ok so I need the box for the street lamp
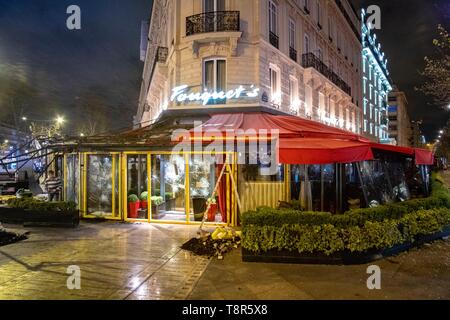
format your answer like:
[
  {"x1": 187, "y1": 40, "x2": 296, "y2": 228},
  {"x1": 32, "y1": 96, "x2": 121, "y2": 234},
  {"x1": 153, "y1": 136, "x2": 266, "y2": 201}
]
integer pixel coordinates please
[
  {"x1": 439, "y1": 130, "x2": 444, "y2": 134},
  {"x1": 55, "y1": 116, "x2": 65, "y2": 125},
  {"x1": 80, "y1": 133, "x2": 85, "y2": 137},
  {"x1": 21, "y1": 116, "x2": 27, "y2": 121}
]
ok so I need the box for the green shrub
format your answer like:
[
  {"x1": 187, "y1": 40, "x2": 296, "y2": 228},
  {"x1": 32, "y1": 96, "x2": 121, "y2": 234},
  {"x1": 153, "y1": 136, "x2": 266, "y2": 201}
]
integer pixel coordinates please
[
  {"x1": 6, "y1": 198, "x2": 77, "y2": 212},
  {"x1": 128, "y1": 194, "x2": 139, "y2": 203},
  {"x1": 150, "y1": 196, "x2": 164, "y2": 206},
  {"x1": 242, "y1": 174, "x2": 450, "y2": 255},
  {"x1": 140, "y1": 191, "x2": 148, "y2": 201}
]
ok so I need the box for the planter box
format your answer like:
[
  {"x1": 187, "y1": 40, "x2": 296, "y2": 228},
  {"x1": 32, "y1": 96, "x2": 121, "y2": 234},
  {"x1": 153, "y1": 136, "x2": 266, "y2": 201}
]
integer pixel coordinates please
[
  {"x1": 0, "y1": 207, "x2": 79, "y2": 228},
  {"x1": 242, "y1": 228, "x2": 450, "y2": 265},
  {"x1": 151, "y1": 204, "x2": 166, "y2": 220},
  {"x1": 0, "y1": 207, "x2": 25, "y2": 224}
]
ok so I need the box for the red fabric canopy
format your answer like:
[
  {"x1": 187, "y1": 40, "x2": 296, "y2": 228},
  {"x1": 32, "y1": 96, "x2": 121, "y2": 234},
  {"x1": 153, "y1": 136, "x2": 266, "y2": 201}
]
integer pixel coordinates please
[
  {"x1": 191, "y1": 112, "x2": 434, "y2": 165},
  {"x1": 279, "y1": 138, "x2": 374, "y2": 164},
  {"x1": 415, "y1": 148, "x2": 435, "y2": 165}
]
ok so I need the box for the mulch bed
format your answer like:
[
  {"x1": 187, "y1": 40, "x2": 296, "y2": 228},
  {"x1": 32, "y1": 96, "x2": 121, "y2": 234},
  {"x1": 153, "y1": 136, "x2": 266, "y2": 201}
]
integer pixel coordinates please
[
  {"x1": 181, "y1": 235, "x2": 241, "y2": 259},
  {"x1": 0, "y1": 230, "x2": 28, "y2": 247}
]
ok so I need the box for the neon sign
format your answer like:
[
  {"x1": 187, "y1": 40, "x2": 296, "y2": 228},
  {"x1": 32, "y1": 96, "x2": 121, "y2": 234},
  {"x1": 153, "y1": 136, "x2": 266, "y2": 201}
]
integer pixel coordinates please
[{"x1": 170, "y1": 85, "x2": 260, "y2": 106}]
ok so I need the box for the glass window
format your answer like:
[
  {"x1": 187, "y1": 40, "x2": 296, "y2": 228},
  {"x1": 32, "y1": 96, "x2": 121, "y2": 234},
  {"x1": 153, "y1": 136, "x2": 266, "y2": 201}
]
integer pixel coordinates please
[
  {"x1": 270, "y1": 66, "x2": 281, "y2": 105},
  {"x1": 289, "y1": 19, "x2": 296, "y2": 49},
  {"x1": 86, "y1": 155, "x2": 118, "y2": 218},
  {"x1": 189, "y1": 155, "x2": 229, "y2": 224},
  {"x1": 317, "y1": 1, "x2": 322, "y2": 26},
  {"x1": 204, "y1": 0, "x2": 225, "y2": 12},
  {"x1": 269, "y1": 0, "x2": 278, "y2": 35},
  {"x1": 304, "y1": 34, "x2": 310, "y2": 54},
  {"x1": 151, "y1": 154, "x2": 187, "y2": 222},
  {"x1": 204, "y1": 58, "x2": 226, "y2": 104},
  {"x1": 126, "y1": 155, "x2": 148, "y2": 220},
  {"x1": 66, "y1": 154, "x2": 79, "y2": 205},
  {"x1": 291, "y1": 165, "x2": 337, "y2": 213}
]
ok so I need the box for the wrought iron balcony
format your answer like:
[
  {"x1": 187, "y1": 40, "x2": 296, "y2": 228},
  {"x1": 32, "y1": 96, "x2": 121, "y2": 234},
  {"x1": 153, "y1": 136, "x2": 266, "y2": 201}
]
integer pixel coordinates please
[
  {"x1": 289, "y1": 47, "x2": 297, "y2": 62},
  {"x1": 186, "y1": 11, "x2": 240, "y2": 36},
  {"x1": 269, "y1": 31, "x2": 279, "y2": 49},
  {"x1": 301, "y1": 53, "x2": 352, "y2": 96}
]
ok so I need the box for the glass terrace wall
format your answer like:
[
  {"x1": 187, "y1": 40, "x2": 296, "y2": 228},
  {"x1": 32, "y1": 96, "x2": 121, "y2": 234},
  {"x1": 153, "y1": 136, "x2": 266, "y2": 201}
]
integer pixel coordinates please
[
  {"x1": 63, "y1": 152, "x2": 430, "y2": 222},
  {"x1": 63, "y1": 152, "x2": 237, "y2": 226}
]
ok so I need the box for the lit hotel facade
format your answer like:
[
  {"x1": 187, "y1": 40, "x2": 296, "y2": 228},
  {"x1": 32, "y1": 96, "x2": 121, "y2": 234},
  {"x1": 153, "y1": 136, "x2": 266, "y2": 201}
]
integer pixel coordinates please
[
  {"x1": 361, "y1": 9, "x2": 393, "y2": 143},
  {"x1": 135, "y1": 0, "x2": 363, "y2": 133}
]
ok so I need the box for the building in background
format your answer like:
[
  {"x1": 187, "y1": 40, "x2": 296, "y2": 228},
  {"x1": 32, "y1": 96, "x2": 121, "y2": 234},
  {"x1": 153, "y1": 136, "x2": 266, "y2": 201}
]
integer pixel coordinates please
[
  {"x1": 388, "y1": 88, "x2": 412, "y2": 147},
  {"x1": 135, "y1": 0, "x2": 363, "y2": 133},
  {"x1": 361, "y1": 9, "x2": 393, "y2": 143},
  {"x1": 411, "y1": 120, "x2": 427, "y2": 148}
]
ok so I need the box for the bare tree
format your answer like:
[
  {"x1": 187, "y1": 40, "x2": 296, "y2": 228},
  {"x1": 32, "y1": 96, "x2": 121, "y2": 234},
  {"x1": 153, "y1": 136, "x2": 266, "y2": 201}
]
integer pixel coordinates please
[{"x1": 417, "y1": 25, "x2": 450, "y2": 107}]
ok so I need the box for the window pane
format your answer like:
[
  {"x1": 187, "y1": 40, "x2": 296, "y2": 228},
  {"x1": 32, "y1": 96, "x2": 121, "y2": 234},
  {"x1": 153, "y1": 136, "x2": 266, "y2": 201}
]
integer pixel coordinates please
[
  {"x1": 151, "y1": 154, "x2": 187, "y2": 222},
  {"x1": 204, "y1": 60, "x2": 214, "y2": 90},
  {"x1": 204, "y1": 0, "x2": 214, "y2": 12},
  {"x1": 87, "y1": 155, "x2": 113, "y2": 217},
  {"x1": 216, "y1": 0, "x2": 225, "y2": 11},
  {"x1": 189, "y1": 156, "x2": 227, "y2": 224},
  {"x1": 127, "y1": 155, "x2": 148, "y2": 220},
  {"x1": 216, "y1": 60, "x2": 226, "y2": 91}
]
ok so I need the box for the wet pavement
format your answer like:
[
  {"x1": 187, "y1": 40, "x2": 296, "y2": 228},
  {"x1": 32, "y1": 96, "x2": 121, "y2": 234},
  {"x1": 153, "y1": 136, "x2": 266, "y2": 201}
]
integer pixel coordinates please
[
  {"x1": 188, "y1": 239, "x2": 450, "y2": 300},
  {"x1": 188, "y1": 171, "x2": 450, "y2": 300},
  {"x1": 0, "y1": 222, "x2": 210, "y2": 300}
]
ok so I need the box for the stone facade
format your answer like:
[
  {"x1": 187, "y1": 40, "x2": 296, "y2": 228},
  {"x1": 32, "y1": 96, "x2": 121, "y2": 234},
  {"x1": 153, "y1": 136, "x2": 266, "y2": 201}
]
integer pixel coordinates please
[
  {"x1": 388, "y1": 89, "x2": 412, "y2": 147},
  {"x1": 136, "y1": 0, "x2": 362, "y2": 134}
]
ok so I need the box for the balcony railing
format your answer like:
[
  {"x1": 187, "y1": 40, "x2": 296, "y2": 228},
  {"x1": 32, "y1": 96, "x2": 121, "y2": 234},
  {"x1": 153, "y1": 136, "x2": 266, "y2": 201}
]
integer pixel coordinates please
[
  {"x1": 289, "y1": 47, "x2": 297, "y2": 62},
  {"x1": 301, "y1": 53, "x2": 352, "y2": 96},
  {"x1": 186, "y1": 11, "x2": 240, "y2": 36},
  {"x1": 269, "y1": 31, "x2": 279, "y2": 49}
]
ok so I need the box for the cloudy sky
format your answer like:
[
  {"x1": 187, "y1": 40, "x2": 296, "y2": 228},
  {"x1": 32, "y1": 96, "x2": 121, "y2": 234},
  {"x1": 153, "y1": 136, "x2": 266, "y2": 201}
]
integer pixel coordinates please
[{"x1": 0, "y1": 0, "x2": 153, "y2": 134}]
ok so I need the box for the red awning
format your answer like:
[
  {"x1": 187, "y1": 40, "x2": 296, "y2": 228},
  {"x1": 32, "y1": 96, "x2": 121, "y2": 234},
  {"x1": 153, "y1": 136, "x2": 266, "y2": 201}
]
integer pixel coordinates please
[
  {"x1": 191, "y1": 112, "x2": 434, "y2": 165},
  {"x1": 371, "y1": 143, "x2": 415, "y2": 155},
  {"x1": 279, "y1": 138, "x2": 374, "y2": 164},
  {"x1": 414, "y1": 148, "x2": 435, "y2": 165}
]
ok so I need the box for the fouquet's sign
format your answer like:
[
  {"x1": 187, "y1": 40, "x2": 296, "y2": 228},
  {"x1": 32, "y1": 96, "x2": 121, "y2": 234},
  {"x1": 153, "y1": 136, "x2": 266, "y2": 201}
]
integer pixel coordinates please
[{"x1": 170, "y1": 85, "x2": 260, "y2": 106}]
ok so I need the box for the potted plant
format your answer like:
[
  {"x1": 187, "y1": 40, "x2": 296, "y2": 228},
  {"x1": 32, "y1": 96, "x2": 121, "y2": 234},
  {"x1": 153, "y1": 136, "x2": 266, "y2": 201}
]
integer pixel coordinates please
[
  {"x1": 140, "y1": 191, "x2": 148, "y2": 209},
  {"x1": 206, "y1": 197, "x2": 218, "y2": 222},
  {"x1": 127, "y1": 194, "x2": 140, "y2": 219},
  {"x1": 150, "y1": 196, "x2": 164, "y2": 219}
]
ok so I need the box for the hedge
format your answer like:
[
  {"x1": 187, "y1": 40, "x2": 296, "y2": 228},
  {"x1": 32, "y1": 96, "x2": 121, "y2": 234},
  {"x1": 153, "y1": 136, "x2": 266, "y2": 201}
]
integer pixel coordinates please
[
  {"x1": 6, "y1": 198, "x2": 77, "y2": 212},
  {"x1": 242, "y1": 173, "x2": 450, "y2": 255}
]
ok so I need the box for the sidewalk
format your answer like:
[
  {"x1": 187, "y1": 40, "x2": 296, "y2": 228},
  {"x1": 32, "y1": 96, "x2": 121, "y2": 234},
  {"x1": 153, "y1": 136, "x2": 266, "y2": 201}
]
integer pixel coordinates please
[
  {"x1": 0, "y1": 222, "x2": 210, "y2": 300},
  {"x1": 188, "y1": 171, "x2": 450, "y2": 300}
]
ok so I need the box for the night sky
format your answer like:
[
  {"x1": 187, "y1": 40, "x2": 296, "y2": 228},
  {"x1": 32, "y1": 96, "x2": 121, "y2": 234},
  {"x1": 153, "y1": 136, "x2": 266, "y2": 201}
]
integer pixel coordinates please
[
  {"x1": 351, "y1": 0, "x2": 450, "y2": 141},
  {"x1": 0, "y1": 1, "x2": 449, "y2": 140},
  {"x1": 0, "y1": 0, "x2": 153, "y2": 135}
]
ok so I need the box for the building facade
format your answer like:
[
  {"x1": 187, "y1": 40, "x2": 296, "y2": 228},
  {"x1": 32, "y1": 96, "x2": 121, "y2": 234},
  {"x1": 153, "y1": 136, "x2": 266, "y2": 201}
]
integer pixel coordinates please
[
  {"x1": 361, "y1": 9, "x2": 393, "y2": 143},
  {"x1": 135, "y1": 0, "x2": 363, "y2": 134},
  {"x1": 388, "y1": 88, "x2": 412, "y2": 147}
]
